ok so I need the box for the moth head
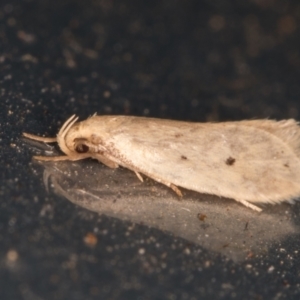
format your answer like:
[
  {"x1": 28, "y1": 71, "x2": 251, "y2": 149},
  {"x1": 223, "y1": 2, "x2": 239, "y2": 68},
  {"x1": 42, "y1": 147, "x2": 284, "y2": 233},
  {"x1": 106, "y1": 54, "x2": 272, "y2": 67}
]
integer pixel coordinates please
[{"x1": 56, "y1": 115, "x2": 104, "y2": 159}]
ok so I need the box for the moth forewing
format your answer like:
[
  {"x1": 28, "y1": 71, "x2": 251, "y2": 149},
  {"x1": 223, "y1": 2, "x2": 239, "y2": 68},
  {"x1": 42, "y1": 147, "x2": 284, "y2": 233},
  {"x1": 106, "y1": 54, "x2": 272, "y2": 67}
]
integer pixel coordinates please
[{"x1": 23, "y1": 115, "x2": 300, "y2": 212}]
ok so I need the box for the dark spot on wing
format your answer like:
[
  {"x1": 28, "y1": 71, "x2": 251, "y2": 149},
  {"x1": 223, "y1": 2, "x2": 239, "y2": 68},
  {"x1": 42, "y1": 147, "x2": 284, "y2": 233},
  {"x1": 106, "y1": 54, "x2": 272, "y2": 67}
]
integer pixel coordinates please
[
  {"x1": 284, "y1": 163, "x2": 289, "y2": 168},
  {"x1": 226, "y1": 157, "x2": 235, "y2": 166},
  {"x1": 175, "y1": 133, "x2": 183, "y2": 138},
  {"x1": 181, "y1": 155, "x2": 187, "y2": 160}
]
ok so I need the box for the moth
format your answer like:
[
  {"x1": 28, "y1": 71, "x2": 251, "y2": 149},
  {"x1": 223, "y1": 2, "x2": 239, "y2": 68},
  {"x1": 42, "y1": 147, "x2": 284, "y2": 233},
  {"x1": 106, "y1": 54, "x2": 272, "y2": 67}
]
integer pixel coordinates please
[{"x1": 23, "y1": 115, "x2": 300, "y2": 212}]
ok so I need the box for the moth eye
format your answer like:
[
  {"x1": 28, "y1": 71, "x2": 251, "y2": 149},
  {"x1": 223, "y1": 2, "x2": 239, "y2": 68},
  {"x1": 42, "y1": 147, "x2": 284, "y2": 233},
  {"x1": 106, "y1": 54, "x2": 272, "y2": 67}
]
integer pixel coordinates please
[{"x1": 75, "y1": 144, "x2": 89, "y2": 153}]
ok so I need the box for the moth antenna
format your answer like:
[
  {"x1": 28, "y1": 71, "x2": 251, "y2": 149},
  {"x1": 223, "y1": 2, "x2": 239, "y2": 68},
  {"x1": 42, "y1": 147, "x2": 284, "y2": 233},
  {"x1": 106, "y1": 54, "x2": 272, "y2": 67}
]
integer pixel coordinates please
[
  {"x1": 56, "y1": 115, "x2": 79, "y2": 156},
  {"x1": 58, "y1": 114, "x2": 77, "y2": 135}
]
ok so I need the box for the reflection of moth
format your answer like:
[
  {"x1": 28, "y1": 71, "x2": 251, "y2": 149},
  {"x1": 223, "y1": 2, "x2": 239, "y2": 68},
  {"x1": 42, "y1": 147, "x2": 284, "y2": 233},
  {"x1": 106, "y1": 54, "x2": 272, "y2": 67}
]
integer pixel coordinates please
[{"x1": 24, "y1": 115, "x2": 300, "y2": 212}]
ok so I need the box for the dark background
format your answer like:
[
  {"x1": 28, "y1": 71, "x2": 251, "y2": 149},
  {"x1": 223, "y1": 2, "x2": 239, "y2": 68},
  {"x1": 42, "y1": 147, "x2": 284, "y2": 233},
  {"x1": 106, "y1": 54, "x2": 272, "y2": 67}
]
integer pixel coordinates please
[{"x1": 1, "y1": 0, "x2": 300, "y2": 299}]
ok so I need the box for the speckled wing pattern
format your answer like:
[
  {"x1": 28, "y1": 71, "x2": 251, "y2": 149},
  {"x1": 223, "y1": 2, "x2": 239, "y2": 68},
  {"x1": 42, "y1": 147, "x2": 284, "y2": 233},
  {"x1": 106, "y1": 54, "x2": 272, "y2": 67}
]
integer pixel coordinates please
[{"x1": 103, "y1": 117, "x2": 300, "y2": 205}]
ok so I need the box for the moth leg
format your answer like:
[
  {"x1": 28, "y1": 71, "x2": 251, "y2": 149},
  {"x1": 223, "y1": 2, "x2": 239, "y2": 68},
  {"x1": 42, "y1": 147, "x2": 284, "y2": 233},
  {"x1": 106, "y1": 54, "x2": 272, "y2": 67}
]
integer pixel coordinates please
[
  {"x1": 94, "y1": 154, "x2": 119, "y2": 168},
  {"x1": 152, "y1": 176, "x2": 183, "y2": 197},
  {"x1": 170, "y1": 183, "x2": 183, "y2": 197},
  {"x1": 237, "y1": 199, "x2": 262, "y2": 212},
  {"x1": 134, "y1": 171, "x2": 144, "y2": 182},
  {"x1": 126, "y1": 168, "x2": 183, "y2": 197}
]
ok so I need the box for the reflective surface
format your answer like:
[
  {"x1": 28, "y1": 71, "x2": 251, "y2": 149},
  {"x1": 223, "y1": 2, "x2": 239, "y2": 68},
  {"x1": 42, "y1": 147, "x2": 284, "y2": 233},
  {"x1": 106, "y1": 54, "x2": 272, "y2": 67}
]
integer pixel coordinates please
[{"x1": 32, "y1": 151, "x2": 300, "y2": 262}]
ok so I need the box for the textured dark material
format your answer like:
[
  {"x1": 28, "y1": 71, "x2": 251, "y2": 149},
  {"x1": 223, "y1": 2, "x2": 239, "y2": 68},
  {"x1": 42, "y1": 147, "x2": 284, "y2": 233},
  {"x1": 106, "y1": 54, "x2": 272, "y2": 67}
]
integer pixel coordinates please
[{"x1": 1, "y1": 0, "x2": 300, "y2": 299}]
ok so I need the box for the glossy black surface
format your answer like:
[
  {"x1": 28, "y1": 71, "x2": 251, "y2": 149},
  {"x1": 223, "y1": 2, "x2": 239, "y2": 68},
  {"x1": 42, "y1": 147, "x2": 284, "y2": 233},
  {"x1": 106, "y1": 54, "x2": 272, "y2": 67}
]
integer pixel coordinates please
[{"x1": 1, "y1": 0, "x2": 300, "y2": 299}]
